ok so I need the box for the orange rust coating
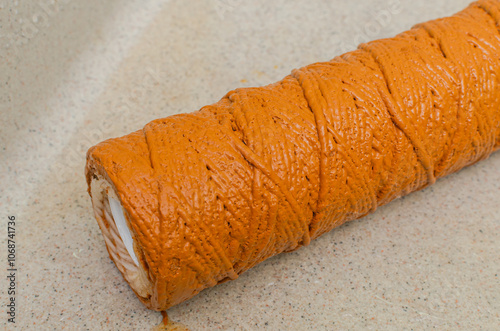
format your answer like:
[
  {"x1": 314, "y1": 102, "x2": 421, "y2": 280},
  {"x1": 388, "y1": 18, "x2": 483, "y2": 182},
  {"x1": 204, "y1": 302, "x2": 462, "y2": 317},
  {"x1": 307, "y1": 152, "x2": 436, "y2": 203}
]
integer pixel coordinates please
[{"x1": 86, "y1": 0, "x2": 500, "y2": 311}]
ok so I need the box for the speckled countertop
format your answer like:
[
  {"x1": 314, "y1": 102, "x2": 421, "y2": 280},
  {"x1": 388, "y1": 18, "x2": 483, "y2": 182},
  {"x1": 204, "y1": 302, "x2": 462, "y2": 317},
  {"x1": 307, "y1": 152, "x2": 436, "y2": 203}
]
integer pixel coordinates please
[{"x1": 1, "y1": 0, "x2": 499, "y2": 329}]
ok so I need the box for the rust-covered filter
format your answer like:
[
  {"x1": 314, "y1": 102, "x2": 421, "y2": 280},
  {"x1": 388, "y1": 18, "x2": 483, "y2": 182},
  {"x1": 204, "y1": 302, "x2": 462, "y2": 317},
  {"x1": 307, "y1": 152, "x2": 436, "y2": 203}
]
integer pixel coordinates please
[{"x1": 86, "y1": 0, "x2": 500, "y2": 311}]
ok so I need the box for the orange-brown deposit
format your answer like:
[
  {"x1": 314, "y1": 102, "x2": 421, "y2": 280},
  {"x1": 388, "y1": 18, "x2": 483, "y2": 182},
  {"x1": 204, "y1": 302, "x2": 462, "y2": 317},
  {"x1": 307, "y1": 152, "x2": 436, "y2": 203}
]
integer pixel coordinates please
[{"x1": 86, "y1": 0, "x2": 500, "y2": 311}]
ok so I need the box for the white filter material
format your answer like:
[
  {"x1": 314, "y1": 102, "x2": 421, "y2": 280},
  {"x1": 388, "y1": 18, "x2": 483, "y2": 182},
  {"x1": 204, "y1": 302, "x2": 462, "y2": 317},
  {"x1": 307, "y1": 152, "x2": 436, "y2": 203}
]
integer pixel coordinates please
[{"x1": 109, "y1": 197, "x2": 139, "y2": 266}]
